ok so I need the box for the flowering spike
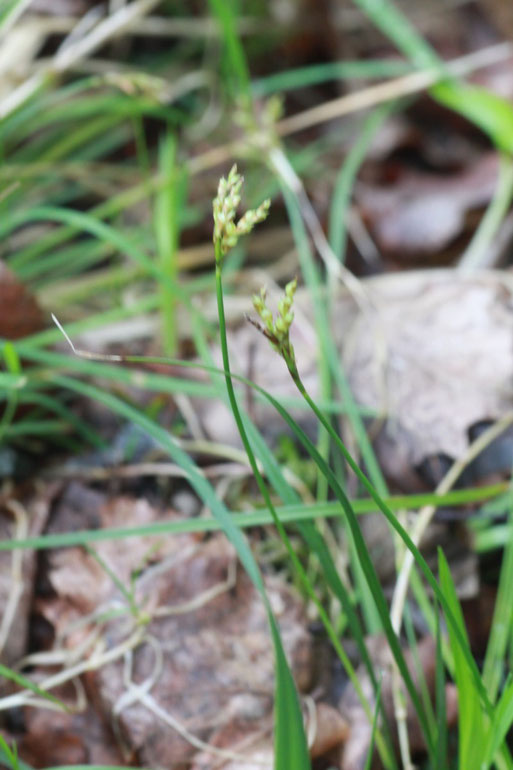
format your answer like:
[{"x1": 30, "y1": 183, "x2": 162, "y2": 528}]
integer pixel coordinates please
[
  {"x1": 236, "y1": 198, "x2": 271, "y2": 238},
  {"x1": 251, "y1": 278, "x2": 298, "y2": 375},
  {"x1": 213, "y1": 166, "x2": 270, "y2": 261}
]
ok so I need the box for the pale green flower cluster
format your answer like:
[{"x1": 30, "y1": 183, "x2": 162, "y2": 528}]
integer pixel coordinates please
[
  {"x1": 252, "y1": 277, "x2": 298, "y2": 368},
  {"x1": 235, "y1": 95, "x2": 283, "y2": 157},
  {"x1": 212, "y1": 165, "x2": 270, "y2": 258}
]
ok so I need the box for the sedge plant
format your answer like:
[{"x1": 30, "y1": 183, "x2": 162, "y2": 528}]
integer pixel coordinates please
[
  {"x1": 213, "y1": 165, "x2": 397, "y2": 768},
  {"x1": 213, "y1": 165, "x2": 429, "y2": 767},
  {"x1": 211, "y1": 163, "x2": 513, "y2": 770},
  {"x1": 213, "y1": 164, "x2": 311, "y2": 769},
  {"x1": 214, "y1": 166, "x2": 401, "y2": 768}
]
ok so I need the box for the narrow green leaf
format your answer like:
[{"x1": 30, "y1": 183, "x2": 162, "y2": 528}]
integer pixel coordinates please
[
  {"x1": 271, "y1": 613, "x2": 310, "y2": 769},
  {"x1": 2, "y1": 343, "x2": 21, "y2": 374},
  {"x1": 434, "y1": 604, "x2": 448, "y2": 770},
  {"x1": 0, "y1": 372, "x2": 26, "y2": 389},
  {"x1": 484, "y1": 675, "x2": 513, "y2": 766},
  {"x1": 252, "y1": 60, "x2": 412, "y2": 97},
  {"x1": 0, "y1": 663, "x2": 65, "y2": 711},
  {"x1": 351, "y1": 0, "x2": 439, "y2": 70},
  {"x1": 208, "y1": 0, "x2": 251, "y2": 103},
  {"x1": 433, "y1": 82, "x2": 513, "y2": 155},
  {"x1": 352, "y1": 0, "x2": 513, "y2": 155},
  {"x1": 155, "y1": 132, "x2": 187, "y2": 355},
  {"x1": 364, "y1": 676, "x2": 384, "y2": 770},
  {"x1": 264, "y1": 383, "x2": 491, "y2": 722},
  {"x1": 483, "y1": 510, "x2": 513, "y2": 702},
  {"x1": 438, "y1": 550, "x2": 486, "y2": 769},
  {"x1": 0, "y1": 735, "x2": 32, "y2": 770},
  {"x1": 0, "y1": 484, "x2": 503, "y2": 552}
]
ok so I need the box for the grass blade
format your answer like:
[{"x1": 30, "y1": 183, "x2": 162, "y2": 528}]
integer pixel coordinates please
[
  {"x1": 0, "y1": 663, "x2": 65, "y2": 711},
  {"x1": 484, "y1": 675, "x2": 513, "y2": 767},
  {"x1": 482, "y1": 507, "x2": 513, "y2": 702},
  {"x1": 155, "y1": 132, "x2": 186, "y2": 355},
  {"x1": 208, "y1": 0, "x2": 251, "y2": 104},
  {"x1": 0, "y1": 486, "x2": 503, "y2": 553},
  {"x1": 434, "y1": 605, "x2": 448, "y2": 770},
  {"x1": 438, "y1": 549, "x2": 486, "y2": 770}
]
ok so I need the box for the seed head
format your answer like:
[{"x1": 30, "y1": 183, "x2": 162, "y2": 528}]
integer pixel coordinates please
[{"x1": 213, "y1": 165, "x2": 270, "y2": 260}]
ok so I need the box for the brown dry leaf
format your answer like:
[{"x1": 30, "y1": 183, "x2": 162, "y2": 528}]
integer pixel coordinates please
[
  {"x1": 343, "y1": 269, "x2": 513, "y2": 486},
  {"x1": 38, "y1": 491, "x2": 312, "y2": 767},
  {"x1": 0, "y1": 261, "x2": 45, "y2": 340},
  {"x1": 336, "y1": 635, "x2": 458, "y2": 770},
  {"x1": 357, "y1": 153, "x2": 499, "y2": 258}
]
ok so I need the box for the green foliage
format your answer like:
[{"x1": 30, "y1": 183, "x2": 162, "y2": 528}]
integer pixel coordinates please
[
  {"x1": 439, "y1": 551, "x2": 487, "y2": 768},
  {"x1": 0, "y1": 0, "x2": 29, "y2": 31}
]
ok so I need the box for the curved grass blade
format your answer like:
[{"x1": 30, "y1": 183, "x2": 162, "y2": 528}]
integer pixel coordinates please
[{"x1": 438, "y1": 550, "x2": 486, "y2": 769}]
